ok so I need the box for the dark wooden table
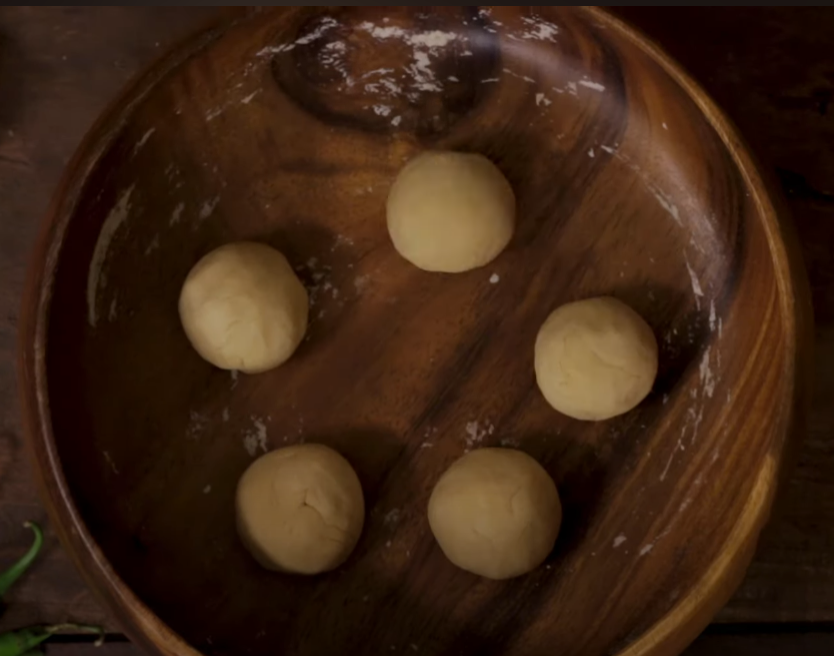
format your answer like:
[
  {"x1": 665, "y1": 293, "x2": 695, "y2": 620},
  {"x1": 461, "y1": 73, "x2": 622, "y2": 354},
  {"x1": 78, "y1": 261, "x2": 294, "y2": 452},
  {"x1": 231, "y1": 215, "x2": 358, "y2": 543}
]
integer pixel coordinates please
[{"x1": 1, "y1": 7, "x2": 834, "y2": 655}]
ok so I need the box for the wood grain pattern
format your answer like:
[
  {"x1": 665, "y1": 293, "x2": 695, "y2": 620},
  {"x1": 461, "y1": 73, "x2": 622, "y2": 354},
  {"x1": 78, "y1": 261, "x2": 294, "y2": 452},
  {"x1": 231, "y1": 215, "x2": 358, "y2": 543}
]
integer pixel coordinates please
[
  {"x1": 15, "y1": 7, "x2": 810, "y2": 656},
  {"x1": 0, "y1": 6, "x2": 228, "y2": 632},
  {"x1": 610, "y1": 8, "x2": 834, "y2": 624}
]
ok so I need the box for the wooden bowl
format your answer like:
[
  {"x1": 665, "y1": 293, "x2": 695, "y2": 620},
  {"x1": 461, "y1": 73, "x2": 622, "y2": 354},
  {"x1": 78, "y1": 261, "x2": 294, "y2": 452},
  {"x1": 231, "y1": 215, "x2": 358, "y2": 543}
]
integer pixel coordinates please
[{"x1": 19, "y1": 7, "x2": 812, "y2": 656}]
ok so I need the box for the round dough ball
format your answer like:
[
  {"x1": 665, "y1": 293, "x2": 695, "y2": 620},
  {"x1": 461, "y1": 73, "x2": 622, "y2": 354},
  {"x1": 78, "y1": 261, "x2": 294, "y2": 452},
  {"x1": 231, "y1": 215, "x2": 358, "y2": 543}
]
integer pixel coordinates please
[
  {"x1": 236, "y1": 444, "x2": 365, "y2": 575},
  {"x1": 386, "y1": 151, "x2": 515, "y2": 273},
  {"x1": 535, "y1": 296, "x2": 658, "y2": 421},
  {"x1": 428, "y1": 448, "x2": 561, "y2": 580},
  {"x1": 179, "y1": 242, "x2": 308, "y2": 374}
]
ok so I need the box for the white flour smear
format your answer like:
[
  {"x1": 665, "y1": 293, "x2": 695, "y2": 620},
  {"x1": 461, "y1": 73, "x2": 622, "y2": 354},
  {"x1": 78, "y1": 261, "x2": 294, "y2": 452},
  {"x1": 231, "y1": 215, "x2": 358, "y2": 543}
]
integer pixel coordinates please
[
  {"x1": 87, "y1": 186, "x2": 136, "y2": 328},
  {"x1": 578, "y1": 79, "x2": 606, "y2": 92},
  {"x1": 244, "y1": 417, "x2": 269, "y2": 457},
  {"x1": 132, "y1": 128, "x2": 156, "y2": 156},
  {"x1": 257, "y1": 17, "x2": 469, "y2": 123},
  {"x1": 464, "y1": 420, "x2": 495, "y2": 451},
  {"x1": 357, "y1": 23, "x2": 460, "y2": 94},
  {"x1": 518, "y1": 16, "x2": 560, "y2": 42},
  {"x1": 684, "y1": 258, "x2": 705, "y2": 310},
  {"x1": 256, "y1": 17, "x2": 339, "y2": 56}
]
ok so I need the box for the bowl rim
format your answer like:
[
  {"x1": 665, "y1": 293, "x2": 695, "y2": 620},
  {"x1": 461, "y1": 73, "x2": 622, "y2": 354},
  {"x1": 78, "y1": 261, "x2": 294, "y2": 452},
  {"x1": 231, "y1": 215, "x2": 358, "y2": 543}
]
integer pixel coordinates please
[{"x1": 16, "y1": 7, "x2": 813, "y2": 656}]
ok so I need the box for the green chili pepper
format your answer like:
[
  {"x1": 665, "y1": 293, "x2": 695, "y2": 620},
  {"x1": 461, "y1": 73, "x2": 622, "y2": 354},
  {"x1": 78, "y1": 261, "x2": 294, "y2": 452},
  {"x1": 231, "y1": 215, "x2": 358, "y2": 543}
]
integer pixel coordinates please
[
  {"x1": 0, "y1": 624, "x2": 103, "y2": 656},
  {"x1": 0, "y1": 524, "x2": 44, "y2": 599},
  {"x1": 0, "y1": 524, "x2": 103, "y2": 656}
]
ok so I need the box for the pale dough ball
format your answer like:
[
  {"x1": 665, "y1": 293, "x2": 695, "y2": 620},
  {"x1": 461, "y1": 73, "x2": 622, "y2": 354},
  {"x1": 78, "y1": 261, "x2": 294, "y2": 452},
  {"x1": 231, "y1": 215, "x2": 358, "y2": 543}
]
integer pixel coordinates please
[
  {"x1": 236, "y1": 444, "x2": 365, "y2": 575},
  {"x1": 535, "y1": 296, "x2": 658, "y2": 421},
  {"x1": 179, "y1": 242, "x2": 308, "y2": 374},
  {"x1": 386, "y1": 151, "x2": 515, "y2": 273},
  {"x1": 428, "y1": 448, "x2": 562, "y2": 580}
]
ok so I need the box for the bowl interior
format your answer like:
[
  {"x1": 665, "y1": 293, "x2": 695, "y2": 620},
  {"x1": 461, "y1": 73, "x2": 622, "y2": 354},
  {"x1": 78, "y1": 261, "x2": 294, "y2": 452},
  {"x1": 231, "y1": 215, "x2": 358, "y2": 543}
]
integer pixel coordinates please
[{"x1": 38, "y1": 7, "x2": 795, "y2": 656}]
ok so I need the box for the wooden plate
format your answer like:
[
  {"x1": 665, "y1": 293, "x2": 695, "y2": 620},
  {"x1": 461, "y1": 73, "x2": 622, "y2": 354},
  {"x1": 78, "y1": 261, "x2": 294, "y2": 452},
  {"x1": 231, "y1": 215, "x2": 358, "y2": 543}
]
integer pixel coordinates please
[{"x1": 18, "y1": 7, "x2": 812, "y2": 656}]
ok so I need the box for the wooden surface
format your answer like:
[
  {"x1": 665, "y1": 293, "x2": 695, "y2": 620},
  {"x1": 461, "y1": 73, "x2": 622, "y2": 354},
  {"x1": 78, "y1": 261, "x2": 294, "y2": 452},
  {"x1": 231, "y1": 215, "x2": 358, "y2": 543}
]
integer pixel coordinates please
[
  {"x1": 17, "y1": 6, "x2": 808, "y2": 656},
  {"x1": 0, "y1": 6, "x2": 226, "y2": 634},
  {"x1": 611, "y1": 7, "x2": 834, "y2": 625},
  {"x1": 33, "y1": 630, "x2": 834, "y2": 656},
  {"x1": 0, "y1": 6, "x2": 830, "y2": 656}
]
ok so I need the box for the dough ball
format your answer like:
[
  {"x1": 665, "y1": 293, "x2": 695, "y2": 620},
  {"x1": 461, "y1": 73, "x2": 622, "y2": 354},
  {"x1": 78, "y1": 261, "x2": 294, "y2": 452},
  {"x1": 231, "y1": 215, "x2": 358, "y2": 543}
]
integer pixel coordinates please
[
  {"x1": 179, "y1": 242, "x2": 308, "y2": 374},
  {"x1": 428, "y1": 448, "x2": 561, "y2": 580},
  {"x1": 386, "y1": 151, "x2": 515, "y2": 273},
  {"x1": 535, "y1": 296, "x2": 658, "y2": 421},
  {"x1": 236, "y1": 444, "x2": 365, "y2": 575}
]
